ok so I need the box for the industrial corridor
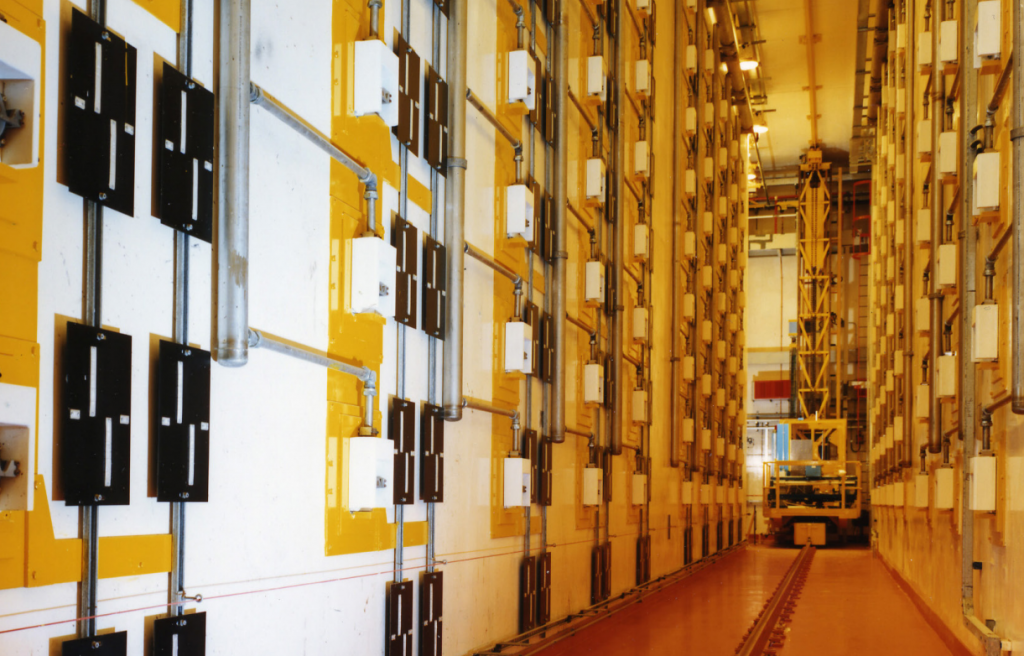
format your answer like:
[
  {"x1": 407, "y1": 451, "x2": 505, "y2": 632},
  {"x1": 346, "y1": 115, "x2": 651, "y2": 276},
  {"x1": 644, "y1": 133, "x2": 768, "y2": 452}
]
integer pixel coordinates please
[{"x1": 0, "y1": 0, "x2": 1022, "y2": 654}]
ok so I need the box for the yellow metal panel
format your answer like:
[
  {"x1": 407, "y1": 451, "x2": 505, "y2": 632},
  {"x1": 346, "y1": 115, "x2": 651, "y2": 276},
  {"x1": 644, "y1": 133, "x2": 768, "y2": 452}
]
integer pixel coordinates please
[
  {"x1": 128, "y1": 0, "x2": 181, "y2": 32},
  {"x1": 574, "y1": 437, "x2": 597, "y2": 530},
  {"x1": 98, "y1": 534, "x2": 173, "y2": 579},
  {"x1": 24, "y1": 477, "x2": 81, "y2": 588}
]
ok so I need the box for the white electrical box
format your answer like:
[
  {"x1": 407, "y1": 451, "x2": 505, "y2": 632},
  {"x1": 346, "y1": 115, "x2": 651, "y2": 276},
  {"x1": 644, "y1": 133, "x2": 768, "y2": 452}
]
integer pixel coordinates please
[
  {"x1": 632, "y1": 307, "x2": 649, "y2": 343},
  {"x1": 582, "y1": 466, "x2": 603, "y2": 505},
  {"x1": 584, "y1": 362, "x2": 605, "y2": 405},
  {"x1": 586, "y1": 158, "x2": 606, "y2": 202},
  {"x1": 685, "y1": 107, "x2": 697, "y2": 135},
  {"x1": 940, "y1": 20, "x2": 962, "y2": 64},
  {"x1": 585, "y1": 260, "x2": 605, "y2": 306},
  {"x1": 682, "y1": 355, "x2": 695, "y2": 380},
  {"x1": 684, "y1": 169, "x2": 696, "y2": 197},
  {"x1": 916, "y1": 384, "x2": 931, "y2": 419},
  {"x1": 682, "y1": 481, "x2": 693, "y2": 504},
  {"x1": 715, "y1": 485, "x2": 725, "y2": 505},
  {"x1": 703, "y1": 156, "x2": 714, "y2": 181},
  {"x1": 917, "y1": 120, "x2": 932, "y2": 155},
  {"x1": 896, "y1": 23, "x2": 907, "y2": 50},
  {"x1": 917, "y1": 209, "x2": 931, "y2": 245},
  {"x1": 683, "y1": 293, "x2": 695, "y2": 322},
  {"x1": 916, "y1": 297, "x2": 931, "y2": 334},
  {"x1": 682, "y1": 417, "x2": 695, "y2": 443},
  {"x1": 701, "y1": 320, "x2": 712, "y2": 344},
  {"x1": 971, "y1": 455, "x2": 996, "y2": 512},
  {"x1": 348, "y1": 437, "x2": 392, "y2": 511},
  {"x1": 919, "y1": 34, "x2": 933, "y2": 69},
  {"x1": 634, "y1": 223, "x2": 650, "y2": 261},
  {"x1": 704, "y1": 49, "x2": 715, "y2": 73},
  {"x1": 634, "y1": 140, "x2": 650, "y2": 177},
  {"x1": 351, "y1": 236, "x2": 397, "y2": 317},
  {"x1": 727, "y1": 442, "x2": 736, "y2": 461},
  {"x1": 700, "y1": 427, "x2": 711, "y2": 451},
  {"x1": 972, "y1": 304, "x2": 999, "y2": 362},
  {"x1": 699, "y1": 483, "x2": 710, "y2": 505},
  {"x1": 935, "y1": 467, "x2": 955, "y2": 510},
  {"x1": 632, "y1": 389, "x2": 648, "y2": 423},
  {"x1": 976, "y1": 1, "x2": 1001, "y2": 61},
  {"x1": 632, "y1": 474, "x2": 647, "y2": 505},
  {"x1": 714, "y1": 436, "x2": 725, "y2": 457},
  {"x1": 586, "y1": 56, "x2": 606, "y2": 100},
  {"x1": 939, "y1": 131, "x2": 958, "y2": 175},
  {"x1": 504, "y1": 321, "x2": 534, "y2": 374},
  {"x1": 354, "y1": 40, "x2": 400, "y2": 127},
  {"x1": 684, "y1": 231, "x2": 696, "y2": 258},
  {"x1": 715, "y1": 387, "x2": 725, "y2": 408},
  {"x1": 719, "y1": 100, "x2": 729, "y2": 123},
  {"x1": 685, "y1": 44, "x2": 698, "y2": 73},
  {"x1": 635, "y1": 59, "x2": 651, "y2": 94},
  {"x1": 504, "y1": 457, "x2": 530, "y2": 508},
  {"x1": 974, "y1": 151, "x2": 1000, "y2": 212},
  {"x1": 0, "y1": 21, "x2": 41, "y2": 168},
  {"x1": 716, "y1": 340, "x2": 726, "y2": 361},
  {"x1": 936, "y1": 243, "x2": 957, "y2": 288},
  {"x1": 914, "y1": 474, "x2": 929, "y2": 508},
  {"x1": 0, "y1": 383, "x2": 36, "y2": 511},
  {"x1": 717, "y1": 196, "x2": 728, "y2": 216},
  {"x1": 936, "y1": 354, "x2": 957, "y2": 398},
  {"x1": 507, "y1": 50, "x2": 536, "y2": 109},
  {"x1": 506, "y1": 184, "x2": 535, "y2": 240}
]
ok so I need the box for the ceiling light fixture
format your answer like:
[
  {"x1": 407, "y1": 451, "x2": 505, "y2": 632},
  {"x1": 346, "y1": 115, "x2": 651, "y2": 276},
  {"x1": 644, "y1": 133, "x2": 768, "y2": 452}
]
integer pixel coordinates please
[
  {"x1": 753, "y1": 124, "x2": 769, "y2": 134},
  {"x1": 748, "y1": 173, "x2": 757, "y2": 180},
  {"x1": 739, "y1": 60, "x2": 759, "y2": 71}
]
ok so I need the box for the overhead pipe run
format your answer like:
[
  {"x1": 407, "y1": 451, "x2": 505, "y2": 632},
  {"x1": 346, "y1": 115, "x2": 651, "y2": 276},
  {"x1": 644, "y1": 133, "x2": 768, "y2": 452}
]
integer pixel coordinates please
[
  {"x1": 443, "y1": 0, "x2": 469, "y2": 421},
  {"x1": 466, "y1": 88, "x2": 525, "y2": 182},
  {"x1": 670, "y1": 0, "x2": 683, "y2": 468}
]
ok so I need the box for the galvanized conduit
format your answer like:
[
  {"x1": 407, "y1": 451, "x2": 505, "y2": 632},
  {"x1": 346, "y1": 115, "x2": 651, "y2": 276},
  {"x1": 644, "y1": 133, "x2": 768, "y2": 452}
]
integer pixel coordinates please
[
  {"x1": 466, "y1": 89, "x2": 525, "y2": 182},
  {"x1": 927, "y1": 10, "x2": 944, "y2": 454},
  {"x1": 216, "y1": 0, "x2": 251, "y2": 367},
  {"x1": 465, "y1": 242, "x2": 524, "y2": 318},
  {"x1": 443, "y1": 0, "x2": 468, "y2": 421},
  {"x1": 670, "y1": 0, "x2": 684, "y2": 468},
  {"x1": 866, "y1": 0, "x2": 890, "y2": 125},
  {"x1": 550, "y1": 1, "x2": 569, "y2": 444},
  {"x1": 463, "y1": 397, "x2": 522, "y2": 452},
  {"x1": 1013, "y1": 0, "x2": 1024, "y2": 415},
  {"x1": 247, "y1": 329, "x2": 377, "y2": 432},
  {"x1": 609, "y1": 0, "x2": 625, "y2": 457}
]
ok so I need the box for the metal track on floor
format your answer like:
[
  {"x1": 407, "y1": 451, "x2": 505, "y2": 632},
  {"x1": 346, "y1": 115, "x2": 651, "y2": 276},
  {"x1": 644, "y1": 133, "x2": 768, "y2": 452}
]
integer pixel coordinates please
[{"x1": 734, "y1": 545, "x2": 816, "y2": 656}]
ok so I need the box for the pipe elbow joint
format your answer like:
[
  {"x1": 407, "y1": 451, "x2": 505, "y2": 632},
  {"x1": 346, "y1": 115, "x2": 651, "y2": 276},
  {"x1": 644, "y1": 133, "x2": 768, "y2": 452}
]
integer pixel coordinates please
[
  {"x1": 362, "y1": 170, "x2": 378, "y2": 195},
  {"x1": 249, "y1": 82, "x2": 262, "y2": 104}
]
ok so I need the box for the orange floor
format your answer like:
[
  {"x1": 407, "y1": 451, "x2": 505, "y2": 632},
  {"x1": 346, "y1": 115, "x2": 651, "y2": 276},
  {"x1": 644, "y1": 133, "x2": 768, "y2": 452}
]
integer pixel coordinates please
[{"x1": 535, "y1": 546, "x2": 958, "y2": 656}]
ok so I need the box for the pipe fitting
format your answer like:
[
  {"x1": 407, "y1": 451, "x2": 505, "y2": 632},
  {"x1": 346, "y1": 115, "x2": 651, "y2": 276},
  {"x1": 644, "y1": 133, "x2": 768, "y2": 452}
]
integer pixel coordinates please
[{"x1": 368, "y1": 0, "x2": 383, "y2": 39}]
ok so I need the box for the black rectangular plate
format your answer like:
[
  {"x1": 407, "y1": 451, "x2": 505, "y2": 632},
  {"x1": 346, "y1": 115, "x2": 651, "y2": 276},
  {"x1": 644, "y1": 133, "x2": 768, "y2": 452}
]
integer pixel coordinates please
[
  {"x1": 522, "y1": 429, "x2": 538, "y2": 504},
  {"x1": 537, "y1": 552, "x2": 552, "y2": 625},
  {"x1": 420, "y1": 571, "x2": 443, "y2": 656},
  {"x1": 433, "y1": 0, "x2": 449, "y2": 18},
  {"x1": 537, "y1": 437, "x2": 552, "y2": 506},
  {"x1": 391, "y1": 399, "x2": 415, "y2": 505},
  {"x1": 156, "y1": 341, "x2": 211, "y2": 502},
  {"x1": 158, "y1": 63, "x2": 214, "y2": 242},
  {"x1": 63, "y1": 322, "x2": 132, "y2": 506},
  {"x1": 421, "y1": 403, "x2": 444, "y2": 503},
  {"x1": 539, "y1": 311, "x2": 553, "y2": 384},
  {"x1": 387, "y1": 581, "x2": 413, "y2": 656},
  {"x1": 423, "y1": 235, "x2": 446, "y2": 339},
  {"x1": 520, "y1": 555, "x2": 537, "y2": 632},
  {"x1": 63, "y1": 631, "x2": 127, "y2": 656},
  {"x1": 394, "y1": 34, "x2": 421, "y2": 157},
  {"x1": 393, "y1": 214, "x2": 419, "y2": 329},
  {"x1": 425, "y1": 67, "x2": 449, "y2": 174},
  {"x1": 154, "y1": 612, "x2": 206, "y2": 656},
  {"x1": 524, "y1": 301, "x2": 540, "y2": 375},
  {"x1": 66, "y1": 9, "x2": 137, "y2": 216},
  {"x1": 544, "y1": 73, "x2": 556, "y2": 146}
]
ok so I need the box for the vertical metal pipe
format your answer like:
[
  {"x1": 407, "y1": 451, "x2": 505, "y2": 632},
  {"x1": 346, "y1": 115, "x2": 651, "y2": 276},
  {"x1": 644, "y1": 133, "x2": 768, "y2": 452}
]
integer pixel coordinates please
[
  {"x1": 426, "y1": 0, "x2": 442, "y2": 576},
  {"x1": 927, "y1": 12, "x2": 943, "y2": 453},
  {"x1": 216, "y1": 0, "x2": 251, "y2": 367},
  {"x1": 549, "y1": 0, "x2": 569, "y2": 443},
  {"x1": 669, "y1": 0, "x2": 684, "y2": 468},
  {"x1": 1012, "y1": 0, "x2": 1024, "y2": 414},
  {"x1": 443, "y1": 0, "x2": 468, "y2": 420},
  {"x1": 610, "y1": 0, "x2": 625, "y2": 457},
  {"x1": 369, "y1": 0, "x2": 382, "y2": 38}
]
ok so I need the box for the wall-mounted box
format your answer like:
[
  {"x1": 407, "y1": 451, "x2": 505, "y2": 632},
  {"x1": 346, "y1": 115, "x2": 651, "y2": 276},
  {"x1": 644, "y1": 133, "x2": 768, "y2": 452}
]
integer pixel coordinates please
[
  {"x1": 682, "y1": 293, "x2": 695, "y2": 322},
  {"x1": 916, "y1": 297, "x2": 931, "y2": 334},
  {"x1": 914, "y1": 474, "x2": 929, "y2": 507},
  {"x1": 917, "y1": 210, "x2": 932, "y2": 246},
  {"x1": 699, "y1": 483, "x2": 710, "y2": 505},
  {"x1": 632, "y1": 474, "x2": 647, "y2": 505},
  {"x1": 586, "y1": 158, "x2": 606, "y2": 202},
  {"x1": 894, "y1": 419, "x2": 904, "y2": 443},
  {"x1": 682, "y1": 417, "x2": 695, "y2": 443},
  {"x1": 972, "y1": 304, "x2": 999, "y2": 362},
  {"x1": 701, "y1": 265, "x2": 712, "y2": 289},
  {"x1": 703, "y1": 156, "x2": 714, "y2": 181},
  {"x1": 634, "y1": 223, "x2": 650, "y2": 261},
  {"x1": 936, "y1": 354, "x2": 957, "y2": 398},
  {"x1": 682, "y1": 481, "x2": 693, "y2": 504},
  {"x1": 635, "y1": 59, "x2": 651, "y2": 94},
  {"x1": 893, "y1": 481, "x2": 905, "y2": 507},
  {"x1": 508, "y1": 50, "x2": 536, "y2": 109},
  {"x1": 586, "y1": 56, "x2": 606, "y2": 100},
  {"x1": 726, "y1": 442, "x2": 736, "y2": 461},
  {"x1": 684, "y1": 231, "x2": 696, "y2": 258},
  {"x1": 351, "y1": 236, "x2": 397, "y2": 317},
  {"x1": 939, "y1": 131, "x2": 958, "y2": 175},
  {"x1": 506, "y1": 184, "x2": 535, "y2": 240},
  {"x1": 701, "y1": 320, "x2": 712, "y2": 344},
  {"x1": 976, "y1": 1, "x2": 1001, "y2": 61},
  {"x1": 896, "y1": 23, "x2": 907, "y2": 51},
  {"x1": 916, "y1": 384, "x2": 931, "y2": 419},
  {"x1": 936, "y1": 243, "x2": 957, "y2": 288},
  {"x1": 728, "y1": 313, "x2": 738, "y2": 332},
  {"x1": 702, "y1": 212, "x2": 713, "y2": 236},
  {"x1": 701, "y1": 374, "x2": 711, "y2": 397},
  {"x1": 584, "y1": 363, "x2": 605, "y2": 405},
  {"x1": 685, "y1": 107, "x2": 697, "y2": 135},
  {"x1": 582, "y1": 466, "x2": 603, "y2": 506},
  {"x1": 505, "y1": 321, "x2": 534, "y2": 374},
  {"x1": 974, "y1": 151, "x2": 1000, "y2": 212},
  {"x1": 939, "y1": 20, "x2": 958, "y2": 63},
  {"x1": 715, "y1": 485, "x2": 725, "y2": 505},
  {"x1": 917, "y1": 120, "x2": 932, "y2": 154},
  {"x1": 0, "y1": 383, "x2": 36, "y2": 511},
  {"x1": 633, "y1": 307, "x2": 649, "y2": 343},
  {"x1": 684, "y1": 169, "x2": 696, "y2": 197},
  {"x1": 895, "y1": 89, "x2": 906, "y2": 116},
  {"x1": 935, "y1": 467, "x2": 955, "y2": 509},
  {"x1": 634, "y1": 140, "x2": 650, "y2": 177},
  {"x1": 700, "y1": 428, "x2": 711, "y2": 451},
  {"x1": 714, "y1": 436, "x2": 725, "y2": 457},
  {"x1": 504, "y1": 457, "x2": 530, "y2": 508},
  {"x1": 919, "y1": 34, "x2": 933, "y2": 69},
  {"x1": 349, "y1": 437, "x2": 393, "y2": 511},
  {"x1": 685, "y1": 45, "x2": 698, "y2": 74},
  {"x1": 682, "y1": 355, "x2": 695, "y2": 380},
  {"x1": 727, "y1": 357, "x2": 738, "y2": 376},
  {"x1": 704, "y1": 49, "x2": 715, "y2": 73},
  {"x1": 0, "y1": 20, "x2": 41, "y2": 168},
  {"x1": 719, "y1": 100, "x2": 730, "y2": 123},
  {"x1": 717, "y1": 196, "x2": 728, "y2": 217},
  {"x1": 584, "y1": 261, "x2": 605, "y2": 306},
  {"x1": 971, "y1": 455, "x2": 996, "y2": 512},
  {"x1": 716, "y1": 340, "x2": 726, "y2": 361},
  {"x1": 354, "y1": 40, "x2": 400, "y2": 126}
]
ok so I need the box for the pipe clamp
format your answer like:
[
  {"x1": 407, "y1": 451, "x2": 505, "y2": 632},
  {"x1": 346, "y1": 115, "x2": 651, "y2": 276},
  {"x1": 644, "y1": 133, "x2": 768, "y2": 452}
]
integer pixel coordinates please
[{"x1": 448, "y1": 157, "x2": 468, "y2": 169}]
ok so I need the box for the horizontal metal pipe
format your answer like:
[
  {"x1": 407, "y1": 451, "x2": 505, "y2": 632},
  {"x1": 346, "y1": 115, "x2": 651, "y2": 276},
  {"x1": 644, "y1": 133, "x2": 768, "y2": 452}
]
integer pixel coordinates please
[
  {"x1": 465, "y1": 242, "x2": 522, "y2": 284},
  {"x1": 567, "y1": 201, "x2": 595, "y2": 232},
  {"x1": 565, "y1": 426, "x2": 593, "y2": 439},
  {"x1": 566, "y1": 312, "x2": 595, "y2": 334},
  {"x1": 986, "y1": 51, "x2": 1013, "y2": 115},
  {"x1": 248, "y1": 329, "x2": 375, "y2": 384},
  {"x1": 567, "y1": 90, "x2": 597, "y2": 131},
  {"x1": 466, "y1": 89, "x2": 522, "y2": 150},
  {"x1": 463, "y1": 397, "x2": 517, "y2": 418}
]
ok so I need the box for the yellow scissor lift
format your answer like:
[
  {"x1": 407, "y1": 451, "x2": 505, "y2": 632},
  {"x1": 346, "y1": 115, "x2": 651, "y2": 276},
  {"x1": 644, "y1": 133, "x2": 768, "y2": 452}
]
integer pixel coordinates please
[{"x1": 762, "y1": 150, "x2": 861, "y2": 545}]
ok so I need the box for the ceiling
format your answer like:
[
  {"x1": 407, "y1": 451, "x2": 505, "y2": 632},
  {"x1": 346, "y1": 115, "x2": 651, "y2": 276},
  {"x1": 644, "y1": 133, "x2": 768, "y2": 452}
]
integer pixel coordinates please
[{"x1": 730, "y1": 0, "x2": 862, "y2": 175}]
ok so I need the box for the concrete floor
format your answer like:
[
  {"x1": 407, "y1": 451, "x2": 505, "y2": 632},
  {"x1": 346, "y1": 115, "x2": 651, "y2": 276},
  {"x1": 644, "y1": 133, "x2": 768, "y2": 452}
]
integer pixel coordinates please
[{"x1": 535, "y1": 546, "x2": 958, "y2": 656}]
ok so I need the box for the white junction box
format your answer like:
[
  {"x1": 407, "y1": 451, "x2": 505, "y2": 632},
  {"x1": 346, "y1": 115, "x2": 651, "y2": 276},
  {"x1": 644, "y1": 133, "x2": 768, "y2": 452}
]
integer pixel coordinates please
[
  {"x1": 935, "y1": 467, "x2": 955, "y2": 509},
  {"x1": 704, "y1": 49, "x2": 715, "y2": 73},
  {"x1": 685, "y1": 169, "x2": 697, "y2": 197},
  {"x1": 507, "y1": 50, "x2": 536, "y2": 109},
  {"x1": 699, "y1": 483, "x2": 710, "y2": 505},
  {"x1": 704, "y1": 156, "x2": 714, "y2": 181},
  {"x1": 974, "y1": 151, "x2": 1000, "y2": 212},
  {"x1": 504, "y1": 321, "x2": 533, "y2": 374},
  {"x1": 632, "y1": 474, "x2": 647, "y2": 505},
  {"x1": 348, "y1": 436, "x2": 393, "y2": 511},
  {"x1": 682, "y1": 417, "x2": 695, "y2": 443},
  {"x1": 504, "y1": 457, "x2": 530, "y2": 508},
  {"x1": 939, "y1": 131, "x2": 958, "y2": 175},
  {"x1": 634, "y1": 140, "x2": 650, "y2": 177},
  {"x1": 587, "y1": 56, "x2": 606, "y2": 100},
  {"x1": 715, "y1": 485, "x2": 724, "y2": 504},
  {"x1": 919, "y1": 33, "x2": 933, "y2": 69},
  {"x1": 635, "y1": 59, "x2": 651, "y2": 94},
  {"x1": 0, "y1": 20, "x2": 41, "y2": 168},
  {"x1": 914, "y1": 474, "x2": 929, "y2": 508},
  {"x1": 936, "y1": 243, "x2": 957, "y2": 288},
  {"x1": 634, "y1": 223, "x2": 650, "y2": 261},
  {"x1": 685, "y1": 107, "x2": 697, "y2": 135},
  {"x1": 702, "y1": 212, "x2": 713, "y2": 236},
  {"x1": 714, "y1": 436, "x2": 725, "y2": 457},
  {"x1": 700, "y1": 428, "x2": 711, "y2": 452},
  {"x1": 583, "y1": 466, "x2": 604, "y2": 505},
  {"x1": 354, "y1": 39, "x2": 399, "y2": 127},
  {"x1": 506, "y1": 184, "x2": 535, "y2": 240},
  {"x1": 684, "y1": 231, "x2": 696, "y2": 258},
  {"x1": 682, "y1": 355, "x2": 695, "y2": 380},
  {"x1": 632, "y1": 389, "x2": 648, "y2": 424},
  {"x1": 971, "y1": 455, "x2": 996, "y2": 512},
  {"x1": 632, "y1": 307, "x2": 649, "y2": 343},
  {"x1": 682, "y1": 481, "x2": 693, "y2": 504},
  {"x1": 976, "y1": 1, "x2": 1001, "y2": 61},
  {"x1": 917, "y1": 209, "x2": 932, "y2": 244},
  {"x1": 916, "y1": 384, "x2": 931, "y2": 419},
  {"x1": 916, "y1": 297, "x2": 931, "y2": 333},
  {"x1": 351, "y1": 236, "x2": 397, "y2": 317},
  {"x1": 585, "y1": 260, "x2": 605, "y2": 306},
  {"x1": 685, "y1": 44, "x2": 698, "y2": 73},
  {"x1": 586, "y1": 158, "x2": 606, "y2": 202},
  {"x1": 940, "y1": 20, "x2": 958, "y2": 63},
  {"x1": 972, "y1": 304, "x2": 999, "y2": 362},
  {"x1": 917, "y1": 120, "x2": 932, "y2": 154},
  {"x1": 584, "y1": 362, "x2": 605, "y2": 405}
]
